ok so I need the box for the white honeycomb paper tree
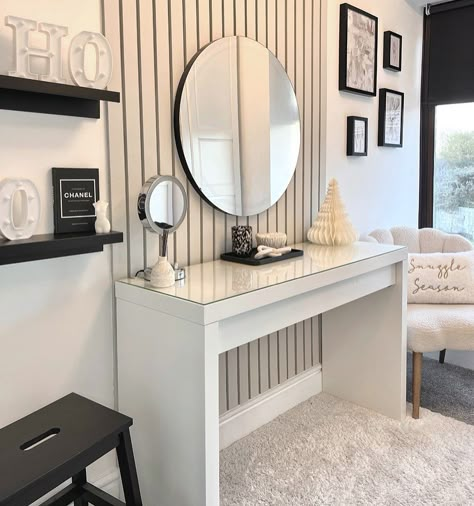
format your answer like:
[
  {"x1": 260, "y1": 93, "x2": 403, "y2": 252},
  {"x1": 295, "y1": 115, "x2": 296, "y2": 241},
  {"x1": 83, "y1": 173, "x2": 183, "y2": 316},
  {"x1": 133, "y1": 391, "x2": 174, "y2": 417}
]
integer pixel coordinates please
[{"x1": 307, "y1": 178, "x2": 359, "y2": 246}]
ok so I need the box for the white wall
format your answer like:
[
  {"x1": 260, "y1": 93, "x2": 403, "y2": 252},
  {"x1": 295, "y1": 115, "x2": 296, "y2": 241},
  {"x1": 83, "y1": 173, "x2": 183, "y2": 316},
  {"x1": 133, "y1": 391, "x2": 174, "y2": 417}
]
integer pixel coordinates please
[
  {"x1": 0, "y1": 0, "x2": 117, "y2": 489},
  {"x1": 321, "y1": 0, "x2": 423, "y2": 235}
]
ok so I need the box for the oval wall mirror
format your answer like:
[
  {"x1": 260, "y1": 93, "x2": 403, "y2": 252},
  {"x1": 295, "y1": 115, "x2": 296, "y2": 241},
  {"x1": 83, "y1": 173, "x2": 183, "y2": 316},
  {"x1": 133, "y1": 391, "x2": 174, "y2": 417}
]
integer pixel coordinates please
[
  {"x1": 175, "y1": 36, "x2": 301, "y2": 217},
  {"x1": 138, "y1": 175, "x2": 187, "y2": 236}
]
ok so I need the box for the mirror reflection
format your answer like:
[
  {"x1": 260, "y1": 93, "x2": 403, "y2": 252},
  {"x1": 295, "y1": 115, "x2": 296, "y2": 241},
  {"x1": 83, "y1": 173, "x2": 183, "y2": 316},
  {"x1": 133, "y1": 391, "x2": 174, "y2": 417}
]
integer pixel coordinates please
[
  {"x1": 138, "y1": 176, "x2": 187, "y2": 235},
  {"x1": 176, "y1": 36, "x2": 300, "y2": 217},
  {"x1": 149, "y1": 180, "x2": 185, "y2": 230}
]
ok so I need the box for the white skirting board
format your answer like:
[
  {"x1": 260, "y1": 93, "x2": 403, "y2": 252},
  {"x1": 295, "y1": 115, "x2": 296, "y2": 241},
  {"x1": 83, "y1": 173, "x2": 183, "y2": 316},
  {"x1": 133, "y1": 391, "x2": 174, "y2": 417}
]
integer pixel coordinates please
[{"x1": 219, "y1": 366, "x2": 322, "y2": 450}]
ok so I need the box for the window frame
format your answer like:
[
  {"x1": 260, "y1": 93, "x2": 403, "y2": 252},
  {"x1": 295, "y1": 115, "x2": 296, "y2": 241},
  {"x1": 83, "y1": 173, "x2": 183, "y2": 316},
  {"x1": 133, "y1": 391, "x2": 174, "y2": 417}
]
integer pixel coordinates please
[{"x1": 419, "y1": 0, "x2": 474, "y2": 228}]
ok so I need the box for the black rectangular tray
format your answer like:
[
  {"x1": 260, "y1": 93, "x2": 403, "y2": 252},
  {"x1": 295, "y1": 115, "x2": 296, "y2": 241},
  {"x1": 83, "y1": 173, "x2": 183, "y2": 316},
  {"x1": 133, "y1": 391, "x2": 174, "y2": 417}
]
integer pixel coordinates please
[{"x1": 221, "y1": 248, "x2": 303, "y2": 266}]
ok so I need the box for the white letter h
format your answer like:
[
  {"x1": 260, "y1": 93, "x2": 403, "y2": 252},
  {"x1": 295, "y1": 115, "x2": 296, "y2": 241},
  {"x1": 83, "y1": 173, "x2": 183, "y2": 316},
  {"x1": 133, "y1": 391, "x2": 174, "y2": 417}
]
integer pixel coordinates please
[{"x1": 6, "y1": 16, "x2": 68, "y2": 83}]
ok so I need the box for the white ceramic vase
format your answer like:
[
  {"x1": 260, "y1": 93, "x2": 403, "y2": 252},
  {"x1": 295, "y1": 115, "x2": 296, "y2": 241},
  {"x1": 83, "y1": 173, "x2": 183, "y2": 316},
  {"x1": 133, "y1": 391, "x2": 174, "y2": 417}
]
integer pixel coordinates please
[{"x1": 150, "y1": 256, "x2": 175, "y2": 288}]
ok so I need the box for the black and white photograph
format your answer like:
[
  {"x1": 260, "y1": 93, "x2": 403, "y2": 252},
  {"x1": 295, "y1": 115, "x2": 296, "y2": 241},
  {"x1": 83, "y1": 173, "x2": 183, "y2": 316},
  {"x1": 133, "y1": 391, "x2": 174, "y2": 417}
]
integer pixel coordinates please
[
  {"x1": 378, "y1": 89, "x2": 404, "y2": 147},
  {"x1": 384, "y1": 31, "x2": 402, "y2": 71},
  {"x1": 347, "y1": 116, "x2": 368, "y2": 156},
  {"x1": 339, "y1": 3, "x2": 378, "y2": 96}
]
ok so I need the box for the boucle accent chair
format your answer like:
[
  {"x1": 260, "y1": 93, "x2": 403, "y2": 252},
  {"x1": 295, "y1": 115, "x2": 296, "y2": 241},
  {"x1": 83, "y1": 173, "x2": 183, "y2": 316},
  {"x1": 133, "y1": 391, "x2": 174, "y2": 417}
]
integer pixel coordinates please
[{"x1": 367, "y1": 227, "x2": 474, "y2": 419}]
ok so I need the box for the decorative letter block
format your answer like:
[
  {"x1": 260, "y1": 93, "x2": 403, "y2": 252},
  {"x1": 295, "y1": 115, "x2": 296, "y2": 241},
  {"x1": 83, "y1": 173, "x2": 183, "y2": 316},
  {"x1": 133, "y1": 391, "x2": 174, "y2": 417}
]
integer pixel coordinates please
[
  {"x1": 5, "y1": 15, "x2": 68, "y2": 83},
  {"x1": 69, "y1": 31, "x2": 113, "y2": 89},
  {"x1": 0, "y1": 178, "x2": 41, "y2": 240}
]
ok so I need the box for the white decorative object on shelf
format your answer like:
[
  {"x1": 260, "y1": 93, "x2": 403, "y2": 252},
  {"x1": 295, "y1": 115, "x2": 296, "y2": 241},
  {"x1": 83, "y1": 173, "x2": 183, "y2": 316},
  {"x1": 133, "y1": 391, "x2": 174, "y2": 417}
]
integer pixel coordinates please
[
  {"x1": 69, "y1": 31, "x2": 113, "y2": 89},
  {"x1": 0, "y1": 178, "x2": 40, "y2": 240},
  {"x1": 150, "y1": 256, "x2": 175, "y2": 288},
  {"x1": 93, "y1": 200, "x2": 111, "y2": 234},
  {"x1": 307, "y1": 178, "x2": 358, "y2": 246},
  {"x1": 254, "y1": 245, "x2": 292, "y2": 260},
  {"x1": 6, "y1": 16, "x2": 68, "y2": 83},
  {"x1": 256, "y1": 232, "x2": 287, "y2": 249},
  {"x1": 5, "y1": 15, "x2": 113, "y2": 89}
]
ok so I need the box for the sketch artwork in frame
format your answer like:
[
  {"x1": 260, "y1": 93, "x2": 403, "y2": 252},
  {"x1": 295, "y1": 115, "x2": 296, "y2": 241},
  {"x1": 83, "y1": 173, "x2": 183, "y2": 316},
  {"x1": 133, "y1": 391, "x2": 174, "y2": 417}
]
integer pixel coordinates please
[
  {"x1": 378, "y1": 89, "x2": 404, "y2": 147},
  {"x1": 384, "y1": 31, "x2": 402, "y2": 71},
  {"x1": 339, "y1": 3, "x2": 378, "y2": 96},
  {"x1": 347, "y1": 116, "x2": 368, "y2": 156}
]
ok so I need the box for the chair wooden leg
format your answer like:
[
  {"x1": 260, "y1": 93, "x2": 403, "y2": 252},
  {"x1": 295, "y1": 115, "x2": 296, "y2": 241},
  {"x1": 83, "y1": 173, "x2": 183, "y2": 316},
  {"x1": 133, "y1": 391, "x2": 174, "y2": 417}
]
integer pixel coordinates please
[
  {"x1": 412, "y1": 352, "x2": 423, "y2": 419},
  {"x1": 439, "y1": 349, "x2": 446, "y2": 364}
]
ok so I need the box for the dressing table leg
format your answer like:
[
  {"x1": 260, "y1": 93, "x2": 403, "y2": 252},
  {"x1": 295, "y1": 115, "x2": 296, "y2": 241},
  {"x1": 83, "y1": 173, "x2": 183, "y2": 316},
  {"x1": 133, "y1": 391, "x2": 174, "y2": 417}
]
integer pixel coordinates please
[
  {"x1": 116, "y1": 300, "x2": 220, "y2": 506},
  {"x1": 322, "y1": 260, "x2": 407, "y2": 421}
]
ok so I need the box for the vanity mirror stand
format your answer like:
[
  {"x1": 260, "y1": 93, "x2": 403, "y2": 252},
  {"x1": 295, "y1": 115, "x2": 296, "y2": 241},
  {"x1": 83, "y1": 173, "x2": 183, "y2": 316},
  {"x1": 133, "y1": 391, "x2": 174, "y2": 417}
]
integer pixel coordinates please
[{"x1": 137, "y1": 175, "x2": 187, "y2": 287}]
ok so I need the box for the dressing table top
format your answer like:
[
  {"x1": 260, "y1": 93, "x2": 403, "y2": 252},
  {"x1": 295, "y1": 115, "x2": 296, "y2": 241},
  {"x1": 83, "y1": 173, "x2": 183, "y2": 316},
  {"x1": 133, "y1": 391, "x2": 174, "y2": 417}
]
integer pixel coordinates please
[{"x1": 117, "y1": 242, "x2": 406, "y2": 307}]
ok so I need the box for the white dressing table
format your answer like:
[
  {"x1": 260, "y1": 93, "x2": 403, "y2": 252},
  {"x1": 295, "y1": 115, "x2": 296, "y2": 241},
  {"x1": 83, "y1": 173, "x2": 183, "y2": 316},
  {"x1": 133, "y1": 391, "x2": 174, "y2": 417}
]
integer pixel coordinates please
[{"x1": 116, "y1": 242, "x2": 407, "y2": 506}]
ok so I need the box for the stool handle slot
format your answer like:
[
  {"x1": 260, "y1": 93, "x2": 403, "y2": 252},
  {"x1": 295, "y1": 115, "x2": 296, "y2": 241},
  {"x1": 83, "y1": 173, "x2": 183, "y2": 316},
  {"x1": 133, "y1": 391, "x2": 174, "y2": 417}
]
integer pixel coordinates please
[{"x1": 20, "y1": 427, "x2": 61, "y2": 451}]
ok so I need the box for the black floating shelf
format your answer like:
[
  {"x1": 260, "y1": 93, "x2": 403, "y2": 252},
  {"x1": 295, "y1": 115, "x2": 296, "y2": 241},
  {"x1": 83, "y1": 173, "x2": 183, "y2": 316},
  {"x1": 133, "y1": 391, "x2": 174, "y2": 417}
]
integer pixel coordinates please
[
  {"x1": 0, "y1": 231, "x2": 123, "y2": 266},
  {"x1": 0, "y1": 75, "x2": 120, "y2": 119}
]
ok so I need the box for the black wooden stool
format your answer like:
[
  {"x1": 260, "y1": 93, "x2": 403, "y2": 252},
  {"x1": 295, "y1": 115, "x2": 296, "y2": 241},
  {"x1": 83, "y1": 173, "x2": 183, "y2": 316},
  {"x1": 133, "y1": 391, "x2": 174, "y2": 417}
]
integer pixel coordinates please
[{"x1": 0, "y1": 393, "x2": 142, "y2": 506}]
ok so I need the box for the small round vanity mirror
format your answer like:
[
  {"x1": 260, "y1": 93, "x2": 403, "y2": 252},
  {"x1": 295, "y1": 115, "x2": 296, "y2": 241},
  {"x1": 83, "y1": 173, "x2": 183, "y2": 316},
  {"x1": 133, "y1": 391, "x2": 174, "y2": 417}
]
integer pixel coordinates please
[
  {"x1": 138, "y1": 175, "x2": 187, "y2": 236},
  {"x1": 175, "y1": 36, "x2": 300, "y2": 217}
]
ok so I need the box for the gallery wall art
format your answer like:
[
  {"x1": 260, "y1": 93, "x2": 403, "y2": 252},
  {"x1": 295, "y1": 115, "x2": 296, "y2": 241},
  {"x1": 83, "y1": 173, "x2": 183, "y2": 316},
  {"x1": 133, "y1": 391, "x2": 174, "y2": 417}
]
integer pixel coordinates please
[
  {"x1": 339, "y1": 3, "x2": 378, "y2": 97},
  {"x1": 347, "y1": 116, "x2": 368, "y2": 156},
  {"x1": 378, "y1": 88, "x2": 404, "y2": 147},
  {"x1": 384, "y1": 31, "x2": 402, "y2": 72}
]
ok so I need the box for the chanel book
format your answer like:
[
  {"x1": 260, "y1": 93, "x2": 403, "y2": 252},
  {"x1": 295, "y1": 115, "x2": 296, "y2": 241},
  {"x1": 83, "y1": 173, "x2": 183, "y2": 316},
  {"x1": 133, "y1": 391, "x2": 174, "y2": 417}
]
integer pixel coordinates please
[{"x1": 52, "y1": 168, "x2": 100, "y2": 234}]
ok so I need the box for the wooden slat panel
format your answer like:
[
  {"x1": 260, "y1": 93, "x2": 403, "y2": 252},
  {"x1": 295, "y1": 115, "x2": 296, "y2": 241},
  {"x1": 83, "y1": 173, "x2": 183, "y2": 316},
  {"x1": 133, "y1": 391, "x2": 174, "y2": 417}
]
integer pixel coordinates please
[
  {"x1": 219, "y1": 353, "x2": 227, "y2": 414},
  {"x1": 106, "y1": 0, "x2": 321, "y2": 416},
  {"x1": 210, "y1": 0, "x2": 226, "y2": 261},
  {"x1": 154, "y1": 0, "x2": 174, "y2": 263},
  {"x1": 137, "y1": 0, "x2": 159, "y2": 268},
  {"x1": 169, "y1": 0, "x2": 189, "y2": 267},
  {"x1": 103, "y1": 0, "x2": 128, "y2": 281},
  {"x1": 183, "y1": 0, "x2": 202, "y2": 266},
  {"x1": 197, "y1": 0, "x2": 215, "y2": 264},
  {"x1": 121, "y1": 0, "x2": 144, "y2": 275},
  {"x1": 285, "y1": 0, "x2": 296, "y2": 247}
]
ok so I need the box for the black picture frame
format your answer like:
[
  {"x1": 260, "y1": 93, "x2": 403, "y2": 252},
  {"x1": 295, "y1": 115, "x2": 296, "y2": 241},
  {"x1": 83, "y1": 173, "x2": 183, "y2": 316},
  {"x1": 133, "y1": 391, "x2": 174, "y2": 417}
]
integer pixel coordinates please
[
  {"x1": 339, "y1": 3, "x2": 378, "y2": 97},
  {"x1": 378, "y1": 89, "x2": 404, "y2": 148},
  {"x1": 383, "y1": 31, "x2": 402, "y2": 72},
  {"x1": 347, "y1": 116, "x2": 368, "y2": 156}
]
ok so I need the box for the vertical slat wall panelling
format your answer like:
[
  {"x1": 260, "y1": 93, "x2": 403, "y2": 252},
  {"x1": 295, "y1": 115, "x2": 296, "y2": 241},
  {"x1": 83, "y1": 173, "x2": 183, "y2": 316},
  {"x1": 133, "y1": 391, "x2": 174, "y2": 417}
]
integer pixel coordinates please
[
  {"x1": 103, "y1": 0, "x2": 128, "y2": 281},
  {"x1": 121, "y1": 0, "x2": 144, "y2": 276},
  {"x1": 285, "y1": 0, "x2": 296, "y2": 247},
  {"x1": 294, "y1": 1, "x2": 305, "y2": 375},
  {"x1": 211, "y1": 0, "x2": 226, "y2": 261},
  {"x1": 169, "y1": 0, "x2": 188, "y2": 267},
  {"x1": 285, "y1": 0, "x2": 297, "y2": 380},
  {"x1": 223, "y1": 0, "x2": 235, "y2": 253},
  {"x1": 303, "y1": 0, "x2": 314, "y2": 370},
  {"x1": 198, "y1": 0, "x2": 215, "y2": 264},
  {"x1": 154, "y1": 0, "x2": 175, "y2": 263},
  {"x1": 264, "y1": 0, "x2": 279, "y2": 390},
  {"x1": 312, "y1": 0, "x2": 322, "y2": 369},
  {"x1": 211, "y1": 0, "x2": 228, "y2": 416},
  {"x1": 256, "y1": 0, "x2": 269, "y2": 235},
  {"x1": 222, "y1": 0, "x2": 239, "y2": 412},
  {"x1": 237, "y1": 0, "x2": 257, "y2": 404},
  {"x1": 106, "y1": 0, "x2": 321, "y2": 416},
  {"x1": 138, "y1": 0, "x2": 159, "y2": 268},
  {"x1": 275, "y1": 0, "x2": 289, "y2": 385},
  {"x1": 184, "y1": 1, "x2": 202, "y2": 267},
  {"x1": 235, "y1": 0, "x2": 250, "y2": 404},
  {"x1": 247, "y1": 0, "x2": 258, "y2": 242}
]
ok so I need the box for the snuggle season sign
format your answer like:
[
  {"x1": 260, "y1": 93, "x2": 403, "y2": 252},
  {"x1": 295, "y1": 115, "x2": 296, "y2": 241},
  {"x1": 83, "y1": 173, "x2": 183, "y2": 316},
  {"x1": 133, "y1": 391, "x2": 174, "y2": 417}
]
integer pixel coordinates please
[{"x1": 5, "y1": 15, "x2": 113, "y2": 89}]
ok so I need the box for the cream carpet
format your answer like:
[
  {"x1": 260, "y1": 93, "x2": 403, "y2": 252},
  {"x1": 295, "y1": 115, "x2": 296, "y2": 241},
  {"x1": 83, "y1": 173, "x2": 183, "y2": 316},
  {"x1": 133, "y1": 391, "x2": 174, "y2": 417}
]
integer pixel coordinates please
[{"x1": 220, "y1": 393, "x2": 474, "y2": 505}]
